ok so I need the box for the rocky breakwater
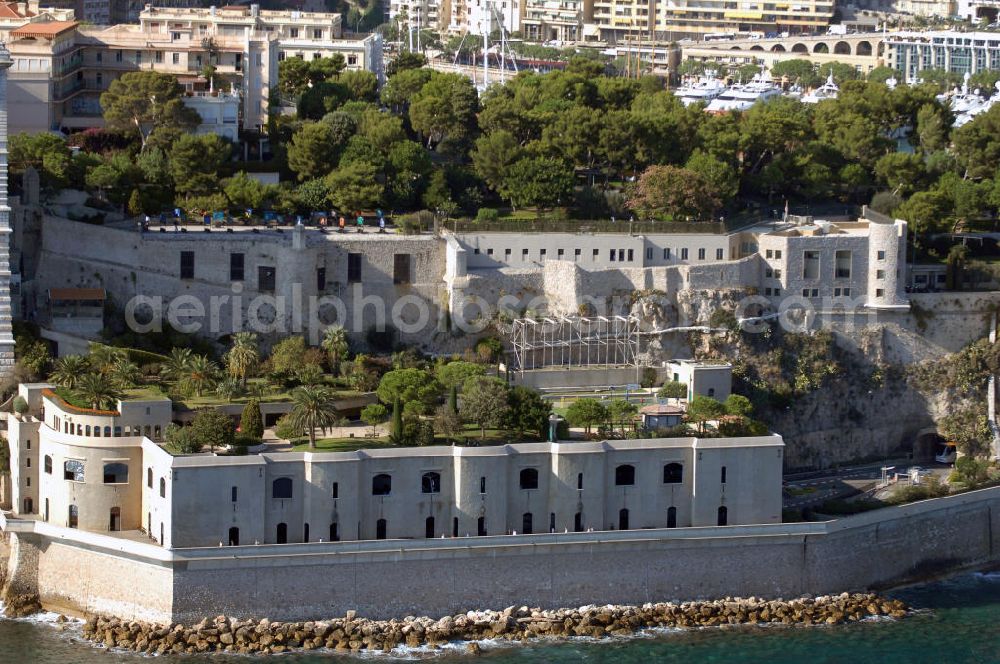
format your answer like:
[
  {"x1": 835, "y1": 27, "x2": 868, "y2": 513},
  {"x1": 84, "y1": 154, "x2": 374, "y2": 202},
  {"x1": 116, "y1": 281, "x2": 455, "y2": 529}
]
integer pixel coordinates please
[{"x1": 78, "y1": 593, "x2": 908, "y2": 655}]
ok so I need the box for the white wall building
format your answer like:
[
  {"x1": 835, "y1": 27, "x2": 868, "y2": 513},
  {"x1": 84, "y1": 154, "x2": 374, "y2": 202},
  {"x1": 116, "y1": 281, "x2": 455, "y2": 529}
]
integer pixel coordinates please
[{"x1": 6, "y1": 383, "x2": 784, "y2": 548}]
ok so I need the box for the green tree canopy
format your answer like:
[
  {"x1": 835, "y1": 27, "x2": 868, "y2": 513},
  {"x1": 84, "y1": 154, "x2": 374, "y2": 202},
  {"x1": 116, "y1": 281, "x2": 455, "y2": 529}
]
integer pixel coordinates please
[
  {"x1": 376, "y1": 368, "x2": 443, "y2": 414},
  {"x1": 190, "y1": 408, "x2": 235, "y2": 452},
  {"x1": 287, "y1": 122, "x2": 339, "y2": 181},
  {"x1": 628, "y1": 164, "x2": 721, "y2": 220},
  {"x1": 566, "y1": 398, "x2": 608, "y2": 435},
  {"x1": 459, "y1": 375, "x2": 510, "y2": 438},
  {"x1": 100, "y1": 71, "x2": 200, "y2": 148}
]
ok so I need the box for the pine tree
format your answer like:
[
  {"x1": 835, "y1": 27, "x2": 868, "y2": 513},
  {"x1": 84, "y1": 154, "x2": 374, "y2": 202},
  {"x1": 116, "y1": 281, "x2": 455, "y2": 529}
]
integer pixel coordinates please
[
  {"x1": 240, "y1": 398, "x2": 264, "y2": 440},
  {"x1": 390, "y1": 398, "x2": 403, "y2": 443}
]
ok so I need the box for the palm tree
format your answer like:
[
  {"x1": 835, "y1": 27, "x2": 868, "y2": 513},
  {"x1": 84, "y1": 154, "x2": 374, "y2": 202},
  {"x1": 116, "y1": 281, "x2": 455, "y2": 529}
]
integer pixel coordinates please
[
  {"x1": 182, "y1": 354, "x2": 219, "y2": 397},
  {"x1": 161, "y1": 348, "x2": 194, "y2": 383},
  {"x1": 320, "y1": 325, "x2": 349, "y2": 375},
  {"x1": 109, "y1": 358, "x2": 142, "y2": 390},
  {"x1": 74, "y1": 373, "x2": 123, "y2": 410},
  {"x1": 226, "y1": 332, "x2": 259, "y2": 386},
  {"x1": 215, "y1": 377, "x2": 244, "y2": 401},
  {"x1": 286, "y1": 385, "x2": 340, "y2": 449},
  {"x1": 87, "y1": 343, "x2": 127, "y2": 375},
  {"x1": 49, "y1": 355, "x2": 91, "y2": 388}
]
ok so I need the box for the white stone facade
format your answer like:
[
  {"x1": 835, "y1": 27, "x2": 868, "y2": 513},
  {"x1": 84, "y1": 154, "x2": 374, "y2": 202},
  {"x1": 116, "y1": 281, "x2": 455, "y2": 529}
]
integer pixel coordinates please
[
  {"x1": 0, "y1": 44, "x2": 15, "y2": 375},
  {"x1": 7, "y1": 384, "x2": 784, "y2": 549}
]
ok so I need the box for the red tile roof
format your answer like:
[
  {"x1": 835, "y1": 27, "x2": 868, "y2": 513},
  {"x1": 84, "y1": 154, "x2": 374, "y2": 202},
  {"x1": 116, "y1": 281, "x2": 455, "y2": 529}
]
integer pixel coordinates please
[
  {"x1": 0, "y1": 2, "x2": 34, "y2": 19},
  {"x1": 10, "y1": 20, "x2": 78, "y2": 39}
]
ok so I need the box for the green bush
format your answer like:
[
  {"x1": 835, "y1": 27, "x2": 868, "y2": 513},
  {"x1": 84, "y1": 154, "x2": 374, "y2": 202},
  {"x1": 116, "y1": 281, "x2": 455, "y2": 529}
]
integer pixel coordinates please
[
  {"x1": 640, "y1": 367, "x2": 658, "y2": 388},
  {"x1": 240, "y1": 399, "x2": 264, "y2": 439},
  {"x1": 475, "y1": 207, "x2": 500, "y2": 222},
  {"x1": 12, "y1": 395, "x2": 28, "y2": 415},
  {"x1": 274, "y1": 414, "x2": 303, "y2": 441}
]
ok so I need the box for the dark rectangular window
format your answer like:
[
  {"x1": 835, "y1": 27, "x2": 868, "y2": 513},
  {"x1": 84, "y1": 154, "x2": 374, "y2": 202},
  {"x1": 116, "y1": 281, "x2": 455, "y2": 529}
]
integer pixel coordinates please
[
  {"x1": 721, "y1": 466, "x2": 727, "y2": 484},
  {"x1": 230, "y1": 253, "x2": 244, "y2": 281},
  {"x1": 698, "y1": 248, "x2": 706, "y2": 260},
  {"x1": 257, "y1": 266, "x2": 276, "y2": 292},
  {"x1": 609, "y1": 249, "x2": 616, "y2": 262},
  {"x1": 332, "y1": 482, "x2": 339, "y2": 499},
  {"x1": 231, "y1": 486, "x2": 237, "y2": 502},
  {"x1": 646, "y1": 248, "x2": 652, "y2": 260},
  {"x1": 627, "y1": 249, "x2": 634, "y2": 262},
  {"x1": 393, "y1": 254, "x2": 411, "y2": 284},
  {"x1": 716, "y1": 248, "x2": 724, "y2": 260},
  {"x1": 681, "y1": 248, "x2": 688, "y2": 260},
  {"x1": 479, "y1": 476, "x2": 486, "y2": 494},
  {"x1": 347, "y1": 253, "x2": 362, "y2": 283},
  {"x1": 180, "y1": 251, "x2": 194, "y2": 279},
  {"x1": 316, "y1": 267, "x2": 326, "y2": 291}
]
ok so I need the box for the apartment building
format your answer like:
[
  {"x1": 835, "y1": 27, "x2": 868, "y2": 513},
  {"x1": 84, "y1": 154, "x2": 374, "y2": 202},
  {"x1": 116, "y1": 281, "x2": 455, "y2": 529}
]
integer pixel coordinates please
[
  {"x1": 390, "y1": 0, "x2": 521, "y2": 35},
  {"x1": 519, "y1": 0, "x2": 836, "y2": 44},
  {"x1": 3, "y1": 3, "x2": 382, "y2": 135},
  {"x1": 886, "y1": 31, "x2": 1000, "y2": 82}
]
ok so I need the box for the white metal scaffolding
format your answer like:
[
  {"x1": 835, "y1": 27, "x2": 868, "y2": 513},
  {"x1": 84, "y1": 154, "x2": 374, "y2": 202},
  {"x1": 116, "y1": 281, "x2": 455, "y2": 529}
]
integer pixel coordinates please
[{"x1": 504, "y1": 315, "x2": 640, "y2": 373}]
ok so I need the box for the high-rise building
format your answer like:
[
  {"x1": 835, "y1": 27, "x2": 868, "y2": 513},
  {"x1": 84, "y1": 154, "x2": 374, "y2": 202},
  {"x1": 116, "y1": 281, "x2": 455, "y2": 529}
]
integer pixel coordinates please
[{"x1": 0, "y1": 44, "x2": 16, "y2": 376}]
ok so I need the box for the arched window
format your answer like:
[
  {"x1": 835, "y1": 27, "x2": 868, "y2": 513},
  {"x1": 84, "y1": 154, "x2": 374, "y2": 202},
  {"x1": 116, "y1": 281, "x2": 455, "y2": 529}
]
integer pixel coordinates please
[
  {"x1": 159, "y1": 477, "x2": 166, "y2": 498},
  {"x1": 68, "y1": 505, "x2": 79, "y2": 528},
  {"x1": 519, "y1": 468, "x2": 538, "y2": 490},
  {"x1": 477, "y1": 517, "x2": 487, "y2": 536},
  {"x1": 276, "y1": 522, "x2": 288, "y2": 543},
  {"x1": 667, "y1": 506, "x2": 677, "y2": 528},
  {"x1": 425, "y1": 516, "x2": 435, "y2": 538},
  {"x1": 421, "y1": 471, "x2": 441, "y2": 494},
  {"x1": 663, "y1": 463, "x2": 683, "y2": 484},
  {"x1": 104, "y1": 426, "x2": 111, "y2": 437},
  {"x1": 103, "y1": 462, "x2": 129, "y2": 484},
  {"x1": 85, "y1": 425, "x2": 91, "y2": 436},
  {"x1": 330, "y1": 522, "x2": 339, "y2": 541},
  {"x1": 109, "y1": 507, "x2": 121, "y2": 532},
  {"x1": 615, "y1": 464, "x2": 635, "y2": 486},
  {"x1": 228, "y1": 527, "x2": 239, "y2": 546},
  {"x1": 717, "y1": 506, "x2": 728, "y2": 526},
  {"x1": 619, "y1": 508, "x2": 630, "y2": 530},
  {"x1": 43, "y1": 455, "x2": 52, "y2": 474},
  {"x1": 574, "y1": 512, "x2": 583, "y2": 532},
  {"x1": 372, "y1": 473, "x2": 392, "y2": 496},
  {"x1": 272, "y1": 477, "x2": 293, "y2": 499},
  {"x1": 707, "y1": 388, "x2": 715, "y2": 397},
  {"x1": 147, "y1": 467, "x2": 153, "y2": 487},
  {"x1": 93, "y1": 426, "x2": 101, "y2": 438},
  {"x1": 376, "y1": 518, "x2": 387, "y2": 539},
  {"x1": 522, "y1": 512, "x2": 533, "y2": 534},
  {"x1": 63, "y1": 459, "x2": 84, "y2": 482}
]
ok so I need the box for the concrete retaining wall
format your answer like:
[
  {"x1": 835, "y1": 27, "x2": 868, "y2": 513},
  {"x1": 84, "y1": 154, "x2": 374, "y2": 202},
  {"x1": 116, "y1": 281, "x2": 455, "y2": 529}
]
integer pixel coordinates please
[{"x1": 4, "y1": 485, "x2": 1000, "y2": 623}]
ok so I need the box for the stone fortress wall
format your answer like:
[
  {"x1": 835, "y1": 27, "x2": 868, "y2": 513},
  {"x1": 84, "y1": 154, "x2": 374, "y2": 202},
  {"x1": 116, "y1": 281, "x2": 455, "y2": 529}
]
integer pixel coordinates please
[
  {"x1": 3, "y1": 483, "x2": 1000, "y2": 624},
  {"x1": 18, "y1": 210, "x2": 909, "y2": 351}
]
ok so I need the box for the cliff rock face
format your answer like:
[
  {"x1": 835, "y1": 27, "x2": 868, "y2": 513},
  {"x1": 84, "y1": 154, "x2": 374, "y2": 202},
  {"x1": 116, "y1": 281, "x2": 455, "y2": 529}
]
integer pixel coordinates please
[{"x1": 670, "y1": 291, "x2": 998, "y2": 470}]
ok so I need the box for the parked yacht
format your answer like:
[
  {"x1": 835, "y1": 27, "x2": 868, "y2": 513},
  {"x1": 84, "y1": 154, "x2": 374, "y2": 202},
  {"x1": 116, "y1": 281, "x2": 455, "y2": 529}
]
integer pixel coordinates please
[
  {"x1": 674, "y1": 74, "x2": 727, "y2": 106},
  {"x1": 801, "y1": 73, "x2": 839, "y2": 104},
  {"x1": 704, "y1": 73, "x2": 782, "y2": 113}
]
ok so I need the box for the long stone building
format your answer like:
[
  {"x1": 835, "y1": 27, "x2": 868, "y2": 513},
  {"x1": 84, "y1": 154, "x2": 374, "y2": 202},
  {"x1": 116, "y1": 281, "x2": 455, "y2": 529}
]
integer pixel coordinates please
[
  {"x1": 13, "y1": 207, "x2": 909, "y2": 352},
  {"x1": 7, "y1": 383, "x2": 784, "y2": 548}
]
